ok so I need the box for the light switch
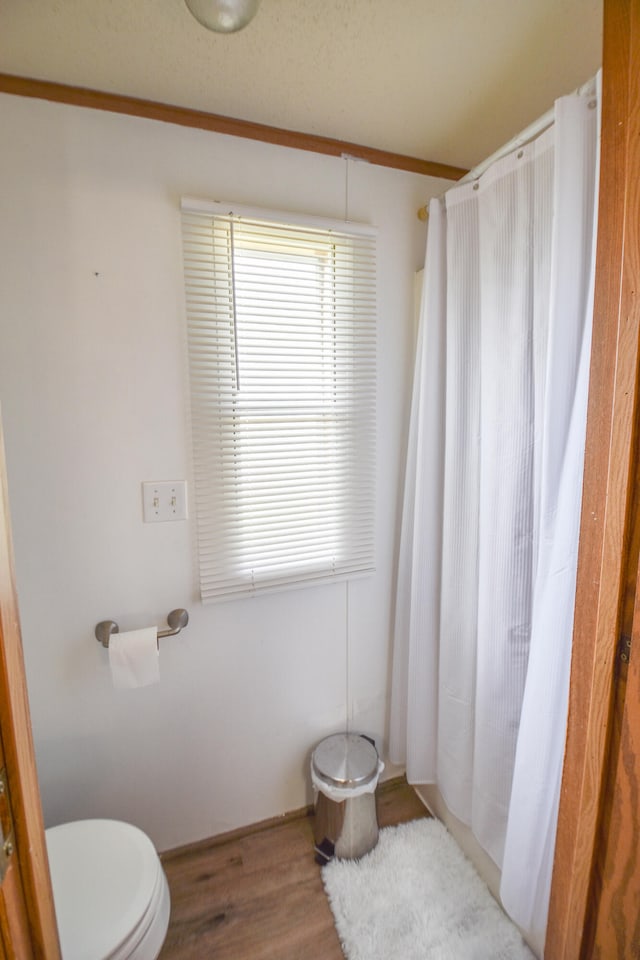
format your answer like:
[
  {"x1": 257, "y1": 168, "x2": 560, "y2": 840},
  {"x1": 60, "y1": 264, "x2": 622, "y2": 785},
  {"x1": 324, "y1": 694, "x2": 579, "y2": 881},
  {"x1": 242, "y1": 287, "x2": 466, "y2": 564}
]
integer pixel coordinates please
[{"x1": 142, "y1": 481, "x2": 188, "y2": 522}]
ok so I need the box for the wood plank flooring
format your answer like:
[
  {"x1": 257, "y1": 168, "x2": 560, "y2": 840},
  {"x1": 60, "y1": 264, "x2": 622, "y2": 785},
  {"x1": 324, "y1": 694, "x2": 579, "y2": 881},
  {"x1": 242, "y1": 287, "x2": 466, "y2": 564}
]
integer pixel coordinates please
[{"x1": 159, "y1": 777, "x2": 427, "y2": 960}]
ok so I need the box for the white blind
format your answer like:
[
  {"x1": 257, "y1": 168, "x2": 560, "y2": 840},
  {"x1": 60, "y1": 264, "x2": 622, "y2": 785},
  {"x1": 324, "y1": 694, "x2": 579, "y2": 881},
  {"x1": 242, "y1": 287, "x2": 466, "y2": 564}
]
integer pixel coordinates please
[{"x1": 181, "y1": 201, "x2": 377, "y2": 602}]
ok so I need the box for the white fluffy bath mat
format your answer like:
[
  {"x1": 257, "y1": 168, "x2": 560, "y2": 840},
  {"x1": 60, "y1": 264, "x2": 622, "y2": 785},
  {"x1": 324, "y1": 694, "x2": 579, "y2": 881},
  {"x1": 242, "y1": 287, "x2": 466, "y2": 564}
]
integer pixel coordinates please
[{"x1": 322, "y1": 818, "x2": 535, "y2": 960}]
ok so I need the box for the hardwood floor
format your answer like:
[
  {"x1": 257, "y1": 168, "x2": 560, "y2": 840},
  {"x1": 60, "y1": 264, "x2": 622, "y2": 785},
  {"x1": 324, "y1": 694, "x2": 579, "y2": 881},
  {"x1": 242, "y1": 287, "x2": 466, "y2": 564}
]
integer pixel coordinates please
[{"x1": 159, "y1": 777, "x2": 428, "y2": 960}]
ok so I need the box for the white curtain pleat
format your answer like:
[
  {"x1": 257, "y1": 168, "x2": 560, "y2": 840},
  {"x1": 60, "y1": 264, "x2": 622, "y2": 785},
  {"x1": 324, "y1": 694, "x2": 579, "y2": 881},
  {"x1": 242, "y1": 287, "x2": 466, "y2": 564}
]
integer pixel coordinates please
[
  {"x1": 390, "y1": 77, "x2": 600, "y2": 955},
  {"x1": 472, "y1": 133, "x2": 554, "y2": 865},
  {"x1": 436, "y1": 188, "x2": 481, "y2": 822},
  {"x1": 390, "y1": 200, "x2": 446, "y2": 781},
  {"x1": 500, "y1": 83, "x2": 600, "y2": 957}
]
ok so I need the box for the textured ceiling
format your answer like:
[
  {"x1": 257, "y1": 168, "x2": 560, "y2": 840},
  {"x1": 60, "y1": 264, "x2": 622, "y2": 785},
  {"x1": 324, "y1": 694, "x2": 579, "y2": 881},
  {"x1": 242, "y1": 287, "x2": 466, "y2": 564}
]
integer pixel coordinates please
[{"x1": 0, "y1": 0, "x2": 602, "y2": 170}]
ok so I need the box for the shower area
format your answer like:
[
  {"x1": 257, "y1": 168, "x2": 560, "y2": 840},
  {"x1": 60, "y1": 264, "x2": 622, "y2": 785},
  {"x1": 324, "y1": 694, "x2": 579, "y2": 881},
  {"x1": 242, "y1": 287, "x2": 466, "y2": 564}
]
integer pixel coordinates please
[{"x1": 390, "y1": 77, "x2": 600, "y2": 957}]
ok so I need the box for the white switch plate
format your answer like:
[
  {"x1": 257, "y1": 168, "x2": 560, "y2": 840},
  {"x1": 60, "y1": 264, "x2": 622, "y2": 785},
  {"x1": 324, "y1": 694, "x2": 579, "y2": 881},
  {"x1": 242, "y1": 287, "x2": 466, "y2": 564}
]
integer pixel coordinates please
[{"x1": 142, "y1": 480, "x2": 188, "y2": 522}]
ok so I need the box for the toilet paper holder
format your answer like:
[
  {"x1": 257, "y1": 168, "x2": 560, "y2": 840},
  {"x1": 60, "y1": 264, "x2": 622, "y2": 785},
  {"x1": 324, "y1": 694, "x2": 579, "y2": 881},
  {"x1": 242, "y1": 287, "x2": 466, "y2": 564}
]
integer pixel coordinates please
[{"x1": 95, "y1": 609, "x2": 189, "y2": 648}]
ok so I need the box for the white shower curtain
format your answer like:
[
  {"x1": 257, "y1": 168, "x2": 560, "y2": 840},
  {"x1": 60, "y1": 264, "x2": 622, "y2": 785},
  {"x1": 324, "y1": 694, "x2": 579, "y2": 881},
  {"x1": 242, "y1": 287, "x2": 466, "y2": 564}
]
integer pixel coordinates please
[{"x1": 390, "y1": 79, "x2": 599, "y2": 956}]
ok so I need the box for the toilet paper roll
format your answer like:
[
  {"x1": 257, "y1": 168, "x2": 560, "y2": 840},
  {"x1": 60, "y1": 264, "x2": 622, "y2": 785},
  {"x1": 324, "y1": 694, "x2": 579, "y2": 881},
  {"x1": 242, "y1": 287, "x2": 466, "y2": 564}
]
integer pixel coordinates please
[{"x1": 109, "y1": 627, "x2": 159, "y2": 689}]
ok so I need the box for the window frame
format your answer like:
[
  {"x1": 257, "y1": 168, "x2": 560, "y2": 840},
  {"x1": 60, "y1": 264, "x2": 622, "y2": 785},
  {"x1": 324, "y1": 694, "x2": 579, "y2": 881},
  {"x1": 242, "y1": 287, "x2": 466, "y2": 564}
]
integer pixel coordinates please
[{"x1": 181, "y1": 198, "x2": 377, "y2": 602}]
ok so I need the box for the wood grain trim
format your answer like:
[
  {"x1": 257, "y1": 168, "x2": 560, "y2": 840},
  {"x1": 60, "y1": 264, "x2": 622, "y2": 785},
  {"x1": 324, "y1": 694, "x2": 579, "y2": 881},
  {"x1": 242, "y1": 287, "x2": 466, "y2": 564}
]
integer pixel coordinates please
[
  {"x1": 161, "y1": 775, "x2": 411, "y2": 861},
  {"x1": 0, "y1": 415, "x2": 61, "y2": 959},
  {"x1": 162, "y1": 804, "x2": 315, "y2": 862},
  {"x1": 592, "y1": 558, "x2": 640, "y2": 956},
  {"x1": 0, "y1": 73, "x2": 468, "y2": 182},
  {"x1": 545, "y1": 0, "x2": 640, "y2": 956},
  {"x1": 0, "y1": 860, "x2": 34, "y2": 960}
]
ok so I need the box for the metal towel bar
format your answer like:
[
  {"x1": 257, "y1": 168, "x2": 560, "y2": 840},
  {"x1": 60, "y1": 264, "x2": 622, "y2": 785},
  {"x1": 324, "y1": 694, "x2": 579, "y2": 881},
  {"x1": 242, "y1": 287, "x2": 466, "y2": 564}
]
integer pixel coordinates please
[{"x1": 95, "y1": 609, "x2": 189, "y2": 649}]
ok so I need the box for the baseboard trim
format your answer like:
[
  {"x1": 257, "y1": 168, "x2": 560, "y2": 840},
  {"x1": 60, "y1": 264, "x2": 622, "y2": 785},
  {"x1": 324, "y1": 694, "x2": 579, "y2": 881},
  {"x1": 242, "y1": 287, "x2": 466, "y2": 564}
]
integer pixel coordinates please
[{"x1": 161, "y1": 774, "x2": 410, "y2": 861}]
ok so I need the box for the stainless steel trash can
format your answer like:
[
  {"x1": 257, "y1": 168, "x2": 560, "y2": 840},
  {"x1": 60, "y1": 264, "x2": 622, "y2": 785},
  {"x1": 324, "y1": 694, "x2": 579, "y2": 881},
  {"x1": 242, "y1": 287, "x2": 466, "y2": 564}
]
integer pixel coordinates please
[{"x1": 311, "y1": 733, "x2": 383, "y2": 864}]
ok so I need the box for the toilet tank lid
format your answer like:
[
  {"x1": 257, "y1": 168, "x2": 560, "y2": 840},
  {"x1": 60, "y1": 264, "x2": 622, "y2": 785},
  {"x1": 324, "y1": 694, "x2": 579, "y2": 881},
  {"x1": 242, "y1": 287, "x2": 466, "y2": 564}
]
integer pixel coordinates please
[{"x1": 46, "y1": 819, "x2": 162, "y2": 960}]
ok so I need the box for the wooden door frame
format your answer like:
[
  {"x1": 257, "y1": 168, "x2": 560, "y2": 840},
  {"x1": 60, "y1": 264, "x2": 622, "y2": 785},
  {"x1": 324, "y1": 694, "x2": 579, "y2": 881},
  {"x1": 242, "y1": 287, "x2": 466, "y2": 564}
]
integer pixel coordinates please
[
  {"x1": 0, "y1": 411, "x2": 61, "y2": 958},
  {"x1": 546, "y1": 0, "x2": 640, "y2": 955}
]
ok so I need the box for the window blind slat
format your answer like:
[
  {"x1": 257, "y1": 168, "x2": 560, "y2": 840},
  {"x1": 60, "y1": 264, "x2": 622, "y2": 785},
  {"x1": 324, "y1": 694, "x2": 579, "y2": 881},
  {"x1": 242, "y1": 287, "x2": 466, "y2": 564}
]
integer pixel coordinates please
[{"x1": 182, "y1": 203, "x2": 376, "y2": 602}]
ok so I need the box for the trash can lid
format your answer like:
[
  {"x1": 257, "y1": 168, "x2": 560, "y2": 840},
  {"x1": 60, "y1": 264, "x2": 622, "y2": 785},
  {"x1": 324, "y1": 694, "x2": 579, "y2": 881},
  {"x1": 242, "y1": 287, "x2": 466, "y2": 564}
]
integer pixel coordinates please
[{"x1": 312, "y1": 733, "x2": 379, "y2": 789}]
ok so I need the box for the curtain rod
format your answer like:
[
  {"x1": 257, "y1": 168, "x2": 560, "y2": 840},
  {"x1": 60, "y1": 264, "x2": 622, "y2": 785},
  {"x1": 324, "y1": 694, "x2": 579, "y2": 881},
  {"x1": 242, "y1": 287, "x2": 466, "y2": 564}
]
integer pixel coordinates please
[{"x1": 417, "y1": 76, "x2": 598, "y2": 220}]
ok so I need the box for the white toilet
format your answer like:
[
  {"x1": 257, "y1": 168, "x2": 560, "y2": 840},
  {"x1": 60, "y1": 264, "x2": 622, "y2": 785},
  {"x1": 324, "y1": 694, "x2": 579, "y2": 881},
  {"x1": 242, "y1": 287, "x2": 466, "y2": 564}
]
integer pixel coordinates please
[{"x1": 45, "y1": 819, "x2": 171, "y2": 960}]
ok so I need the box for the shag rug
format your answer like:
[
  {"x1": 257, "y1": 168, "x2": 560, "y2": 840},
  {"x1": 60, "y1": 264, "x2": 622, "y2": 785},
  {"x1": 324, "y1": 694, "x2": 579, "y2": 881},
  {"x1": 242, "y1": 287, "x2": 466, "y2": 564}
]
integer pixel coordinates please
[{"x1": 322, "y1": 818, "x2": 535, "y2": 960}]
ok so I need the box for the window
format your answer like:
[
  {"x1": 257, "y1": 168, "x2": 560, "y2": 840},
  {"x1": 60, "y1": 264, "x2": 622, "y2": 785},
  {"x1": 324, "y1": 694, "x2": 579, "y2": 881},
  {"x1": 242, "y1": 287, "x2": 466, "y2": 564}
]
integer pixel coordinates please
[{"x1": 181, "y1": 199, "x2": 376, "y2": 602}]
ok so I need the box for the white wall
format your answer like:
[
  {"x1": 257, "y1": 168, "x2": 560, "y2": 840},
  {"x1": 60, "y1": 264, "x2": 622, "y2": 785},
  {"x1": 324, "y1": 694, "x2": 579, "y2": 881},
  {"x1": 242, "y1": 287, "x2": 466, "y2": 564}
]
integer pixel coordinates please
[{"x1": 0, "y1": 92, "x2": 443, "y2": 852}]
